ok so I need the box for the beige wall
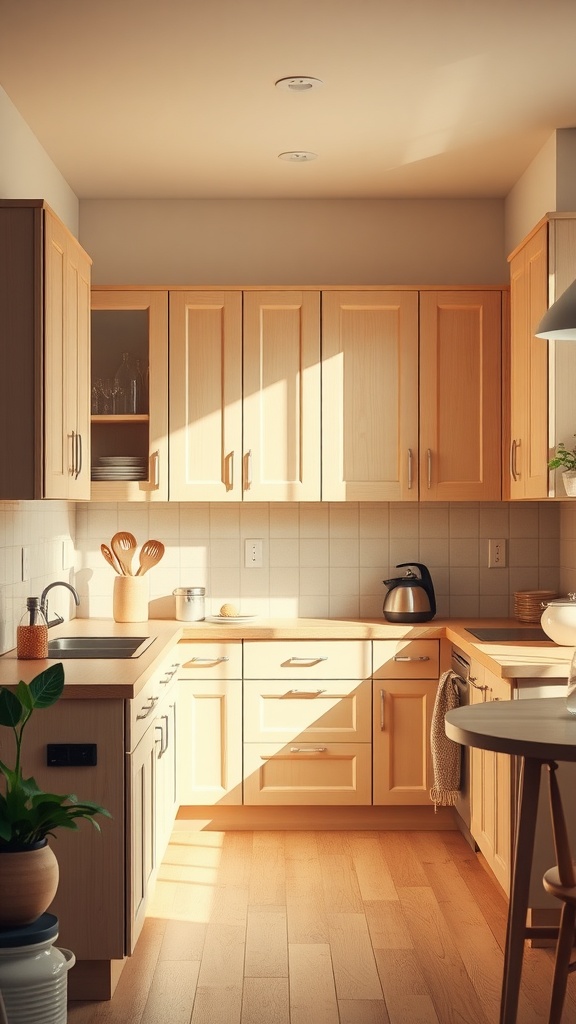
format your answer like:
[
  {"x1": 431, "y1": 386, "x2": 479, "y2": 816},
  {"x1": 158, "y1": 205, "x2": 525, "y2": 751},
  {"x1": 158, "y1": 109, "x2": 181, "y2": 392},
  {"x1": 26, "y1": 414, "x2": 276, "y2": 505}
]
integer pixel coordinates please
[
  {"x1": 80, "y1": 198, "x2": 508, "y2": 286},
  {"x1": 504, "y1": 128, "x2": 576, "y2": 256},
  {"x1": 75, "y1": 500, "x2": 559, "y2": 624},
  {"x1": 0, "y1": 86, "x2": 79, "y2": 234}
]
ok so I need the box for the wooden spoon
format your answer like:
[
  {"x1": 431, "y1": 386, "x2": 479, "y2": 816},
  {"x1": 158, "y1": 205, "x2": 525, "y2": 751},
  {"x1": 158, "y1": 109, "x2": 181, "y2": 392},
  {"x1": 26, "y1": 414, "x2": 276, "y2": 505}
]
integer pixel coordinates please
[
  {"x1": 101, "y1": 542, "x2": 123, "y2": 575},
  {"x1": 110, "y1": 531, "x2": 138, "y2": 575},
  {"x1": 136, "y1": 539, "x2": 165, "y2": 576}
]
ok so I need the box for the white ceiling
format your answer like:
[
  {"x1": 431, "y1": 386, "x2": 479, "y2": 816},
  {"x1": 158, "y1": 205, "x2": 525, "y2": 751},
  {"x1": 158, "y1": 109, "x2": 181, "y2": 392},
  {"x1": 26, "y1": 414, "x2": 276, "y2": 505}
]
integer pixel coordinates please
[{"x1": 2, "y1": 0, "x2": 576, "y2": 201}]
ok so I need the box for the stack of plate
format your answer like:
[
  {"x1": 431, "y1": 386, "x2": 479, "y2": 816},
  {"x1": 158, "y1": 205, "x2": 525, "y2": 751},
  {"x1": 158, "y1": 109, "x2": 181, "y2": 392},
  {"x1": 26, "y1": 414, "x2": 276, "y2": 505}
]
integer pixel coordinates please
[
  {"x1": 514, "y1": 589, "x2": 557, "y2": 622},
  {"x1": 91, "y1": 456, "x2": 148, "y2": 481}
]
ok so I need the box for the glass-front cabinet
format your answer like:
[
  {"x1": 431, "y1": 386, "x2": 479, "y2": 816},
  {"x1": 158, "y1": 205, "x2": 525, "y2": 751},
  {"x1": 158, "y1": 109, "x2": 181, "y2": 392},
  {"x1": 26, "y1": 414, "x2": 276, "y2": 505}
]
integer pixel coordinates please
[{"x1": 90, "y1": 290, "x2": 168, "y2": 500}]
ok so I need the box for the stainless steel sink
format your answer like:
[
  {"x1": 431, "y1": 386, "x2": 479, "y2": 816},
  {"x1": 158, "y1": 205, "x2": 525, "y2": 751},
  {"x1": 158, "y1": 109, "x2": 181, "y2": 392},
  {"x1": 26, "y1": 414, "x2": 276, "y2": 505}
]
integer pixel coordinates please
[{"x1": 47, "y1": 636, "x2": 156, "y2": 659}]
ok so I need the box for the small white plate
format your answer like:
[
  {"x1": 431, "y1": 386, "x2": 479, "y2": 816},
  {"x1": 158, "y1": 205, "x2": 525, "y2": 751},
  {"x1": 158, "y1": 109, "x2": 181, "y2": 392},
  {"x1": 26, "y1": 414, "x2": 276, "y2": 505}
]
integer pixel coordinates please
[{"x1": 206, "y1": 614, "x2": 257, "y2": 623}]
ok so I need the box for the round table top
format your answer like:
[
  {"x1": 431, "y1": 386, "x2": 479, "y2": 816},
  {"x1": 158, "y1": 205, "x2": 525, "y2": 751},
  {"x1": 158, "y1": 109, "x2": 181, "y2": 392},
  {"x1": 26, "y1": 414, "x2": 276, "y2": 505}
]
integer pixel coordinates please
[{"x1": 445, "y1": 696, "x2": 576, "y2": 760}]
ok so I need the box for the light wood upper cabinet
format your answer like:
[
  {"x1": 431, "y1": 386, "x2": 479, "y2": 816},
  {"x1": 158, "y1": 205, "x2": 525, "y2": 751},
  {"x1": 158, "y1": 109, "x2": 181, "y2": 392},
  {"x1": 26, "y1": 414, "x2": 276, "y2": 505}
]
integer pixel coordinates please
[
  {"x1": 322, "y1": 290, "x2": 419, "y2": 501},
  {"x1": 44, "y1": 212, "x2": 92, "y2": 499},
  {"x1": 243, "y1": 291, "x2": 321, "y2": 501},
  {"x1": 0, "y1": 200, "x2": 92, "y2": 499},
  {"x1": 508, "y1": 224, "x2": 549, "y2": 499},
  {"x1": 90, "y1": 290, "x2": 169, "y2": 501},
  {"x1": 169, "y1": 291, "x2": 243, "y2": 500},
  {"x1": 419, "y1": 290, "x2": 502, "y2": 501},
  {"x1": 169, "y1": 290, "x2": 321, "y2": 501}
]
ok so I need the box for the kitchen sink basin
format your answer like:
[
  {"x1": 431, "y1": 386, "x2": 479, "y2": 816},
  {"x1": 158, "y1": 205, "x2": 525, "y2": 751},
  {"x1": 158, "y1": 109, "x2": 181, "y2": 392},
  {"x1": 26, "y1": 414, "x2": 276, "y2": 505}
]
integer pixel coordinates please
[{"x1": 47, "y1": 636, "x2": 156, "y2": 659}]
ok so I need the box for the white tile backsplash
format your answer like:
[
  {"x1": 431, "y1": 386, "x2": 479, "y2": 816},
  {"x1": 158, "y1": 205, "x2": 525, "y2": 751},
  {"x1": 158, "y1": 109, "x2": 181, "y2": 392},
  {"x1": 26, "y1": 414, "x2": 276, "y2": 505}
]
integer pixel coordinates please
[{"x1": 0, "y1": 499, "x2": 563, "y2": 653}]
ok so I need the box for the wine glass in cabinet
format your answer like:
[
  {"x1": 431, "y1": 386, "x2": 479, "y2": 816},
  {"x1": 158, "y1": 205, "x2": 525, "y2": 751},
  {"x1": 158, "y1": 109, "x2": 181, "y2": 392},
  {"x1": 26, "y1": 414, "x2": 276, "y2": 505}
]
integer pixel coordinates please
[{"x1": 90, "y1": 290, "x2": 168, "y2": 501}]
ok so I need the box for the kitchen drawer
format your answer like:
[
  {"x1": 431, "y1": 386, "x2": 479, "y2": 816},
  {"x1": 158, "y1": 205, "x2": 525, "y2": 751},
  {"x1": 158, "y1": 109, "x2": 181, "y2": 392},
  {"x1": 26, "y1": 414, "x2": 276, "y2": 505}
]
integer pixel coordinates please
[
  {"x1": 243, "y1": 742, "x2": 371, "y2": 805},
  {"x1": 126, "y1": 650, "x2": 180, "y2": 753},
  {"x1": 372, "y1": 639, "x2": 439, "y2": 679},
  {"x1": 177, "y1": 639, "x2": 242, "y2": 678},
  {"x1": 244, "y1": 678, "x2": 371, "y2": 743},
  {"x1": 243, "y1": 640, "x2": 371, "y2": 679}
]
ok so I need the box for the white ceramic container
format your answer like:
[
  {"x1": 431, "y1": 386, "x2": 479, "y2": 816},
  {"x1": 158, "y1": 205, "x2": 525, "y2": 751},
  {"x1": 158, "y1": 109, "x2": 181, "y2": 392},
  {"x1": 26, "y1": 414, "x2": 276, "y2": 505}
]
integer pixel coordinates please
[{"x1": 540, "y1": 594, "x2": 576, "y2": 645}]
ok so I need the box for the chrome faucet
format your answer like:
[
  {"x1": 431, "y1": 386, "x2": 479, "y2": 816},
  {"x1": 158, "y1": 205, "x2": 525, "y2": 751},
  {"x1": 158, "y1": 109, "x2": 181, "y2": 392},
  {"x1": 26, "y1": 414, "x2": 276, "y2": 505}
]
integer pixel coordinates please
[{"x1": 40, "y1": 582, "x2": 80, "y2": 628}]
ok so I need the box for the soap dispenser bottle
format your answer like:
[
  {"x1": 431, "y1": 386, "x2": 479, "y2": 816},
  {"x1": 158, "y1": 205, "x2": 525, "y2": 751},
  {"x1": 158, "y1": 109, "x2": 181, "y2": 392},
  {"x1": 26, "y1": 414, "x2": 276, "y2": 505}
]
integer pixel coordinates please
[{"x1": 17, "y1": 597, "x2": 49, "y2": 660}]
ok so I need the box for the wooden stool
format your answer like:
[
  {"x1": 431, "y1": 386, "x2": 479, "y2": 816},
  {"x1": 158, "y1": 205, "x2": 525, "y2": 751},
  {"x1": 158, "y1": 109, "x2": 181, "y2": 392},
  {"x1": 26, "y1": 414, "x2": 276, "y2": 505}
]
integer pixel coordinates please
[{"x1": 543, "y1": 762, "x2": 576, "y2": 1024}]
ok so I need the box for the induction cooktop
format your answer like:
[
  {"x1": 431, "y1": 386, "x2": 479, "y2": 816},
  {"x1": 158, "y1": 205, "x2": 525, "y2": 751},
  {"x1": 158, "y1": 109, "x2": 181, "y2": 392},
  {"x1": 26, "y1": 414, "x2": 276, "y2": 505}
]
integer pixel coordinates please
[{"x1": 465, "y1": 627, "x2": 550, "y2": 642}]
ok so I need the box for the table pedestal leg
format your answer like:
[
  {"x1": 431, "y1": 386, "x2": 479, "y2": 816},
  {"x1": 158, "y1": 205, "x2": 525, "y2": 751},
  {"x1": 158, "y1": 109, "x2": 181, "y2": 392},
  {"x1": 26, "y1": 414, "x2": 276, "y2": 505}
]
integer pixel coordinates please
[{"x1": 500, "y1": 756, "x2": 542, "y2": 1024}]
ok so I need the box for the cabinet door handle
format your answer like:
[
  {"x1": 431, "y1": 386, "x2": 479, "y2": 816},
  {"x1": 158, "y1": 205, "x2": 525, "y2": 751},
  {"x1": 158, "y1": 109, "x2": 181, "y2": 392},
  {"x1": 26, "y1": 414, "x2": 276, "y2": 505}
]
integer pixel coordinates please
[
  {"x1": 75, "y1": 433, "x2": 83, "y2": 479},
  {"x1": 70, "y1": 430, "x2": 76, "y2": 477},
  {"x1": 427, "y1": 448, "x2": 432, "y2": 489},
  {"x1": 408, "y1": 448, "x2": 413, "y2": 490},
  {"x1": 155, "y1": 718, "x2": 168, "y2": 756},
  {"x1": 286, "y1": 656, "x2": 328, "y2": 664},
  {"x1": 510, "y1": 439, "x2": 520, "y2": 482},
  {"x1": 289, "y1": 746, "x2": 328, "y2": 753},
  {"x1": 380, "y1": 688, "x2": 386, "y2": 731},
  {"x1": 225, "y1": 451, "x2": 234, "y2": 491},
  {"x1": 285, "y1": 689, "x2": 326, "y2": 697},
  {"x1": 183, "y1": 656, "x2": 229, "y2": 665},
  {"x1": 244, "y1": 449, "x2": 253, "y2": 489},
  {"x1": 393, "y1": 655, "x2": 430, "y2": 662},
  {"x1": 150, "y1": 450, "x2": 160, "y2": 489}
]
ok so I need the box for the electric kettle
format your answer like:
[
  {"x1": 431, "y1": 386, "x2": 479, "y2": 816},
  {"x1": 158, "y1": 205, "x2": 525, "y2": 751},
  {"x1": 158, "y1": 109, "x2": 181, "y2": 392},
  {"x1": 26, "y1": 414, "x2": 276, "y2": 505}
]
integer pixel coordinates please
[{"x1": 383, "y1": 562, "x2": 436, "y2": 622}]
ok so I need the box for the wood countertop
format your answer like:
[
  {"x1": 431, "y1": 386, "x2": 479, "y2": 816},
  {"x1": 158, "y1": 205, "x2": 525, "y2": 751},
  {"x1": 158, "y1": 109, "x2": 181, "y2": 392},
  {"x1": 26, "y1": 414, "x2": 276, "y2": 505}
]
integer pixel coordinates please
[{"x1": 0, "y1": 616, "x2": 571, "y2": 698}]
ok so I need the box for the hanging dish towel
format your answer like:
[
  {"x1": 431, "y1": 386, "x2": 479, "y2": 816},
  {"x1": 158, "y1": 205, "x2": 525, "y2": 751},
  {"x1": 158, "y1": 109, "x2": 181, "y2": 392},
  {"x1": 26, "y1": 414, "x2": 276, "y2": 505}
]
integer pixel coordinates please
[{"x1": 429, "y1": 669, "x2": 461, "y2": 809}]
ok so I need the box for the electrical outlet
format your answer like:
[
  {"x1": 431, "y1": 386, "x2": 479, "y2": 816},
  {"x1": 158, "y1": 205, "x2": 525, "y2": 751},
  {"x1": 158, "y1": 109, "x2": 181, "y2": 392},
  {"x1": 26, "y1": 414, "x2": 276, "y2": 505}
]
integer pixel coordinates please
[
  {"x1": 21, "y1": 546, "x2": 30, "y2": 582},
  {"x1": 488, "y1": 538, "x2": 506, "y2": 568},
  {"x1": 244, "y1": 538, "x2": 263, "y2": 568}
]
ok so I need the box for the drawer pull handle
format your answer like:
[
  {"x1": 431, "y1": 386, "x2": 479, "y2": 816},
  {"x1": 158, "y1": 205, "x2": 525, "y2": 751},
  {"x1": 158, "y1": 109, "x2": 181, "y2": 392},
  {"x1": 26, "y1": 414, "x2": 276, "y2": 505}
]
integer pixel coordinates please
[
  {"x1": 380, "y1": 688, "x2": 386, "y2": 731},
  {"x1": 160, "y1": 665, "x2": 179, "y2": 684},
  {"x1": 393, "y1": 655, "x2": 430, "y2": 662},
  {"x1": 183, "y1": 657, "x2": 230, "y2": 665},
  {"x1": 287, "y1": 656, "x2": 328, "y2": 664},
  {"x1": 285, "y1": 689, "x2": 326, "y2": 698},
  {"x1": 289, "y1": 746, "x2": 328, "y2": 753},
  {"x1": 136, "y1": 696, "x2": 159, "y2": 719}
]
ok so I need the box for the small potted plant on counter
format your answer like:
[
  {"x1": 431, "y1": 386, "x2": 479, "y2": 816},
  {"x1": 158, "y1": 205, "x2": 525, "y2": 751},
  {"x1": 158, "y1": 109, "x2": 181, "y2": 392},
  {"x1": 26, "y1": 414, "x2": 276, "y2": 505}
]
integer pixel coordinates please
[
  {"x1": 548, "y1": 437, "x2": 576, "y2": 495},
  {"x1": 0, "y1": 663, "x2": 110, "y2": 926}
]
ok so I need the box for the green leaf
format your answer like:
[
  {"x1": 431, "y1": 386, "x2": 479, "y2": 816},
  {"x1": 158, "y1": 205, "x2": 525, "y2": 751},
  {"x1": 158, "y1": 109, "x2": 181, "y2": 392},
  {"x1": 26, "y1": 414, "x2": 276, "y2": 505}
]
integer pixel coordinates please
[
  {"x1": 29, "y1": 664, "x2": 65, "y2": 709},
  {"x1": 14, "y1": 680, "x2": 33, "y2": 712},
  {"x1": 0, "y1": 687, "x2": 23, "y2": 727}
]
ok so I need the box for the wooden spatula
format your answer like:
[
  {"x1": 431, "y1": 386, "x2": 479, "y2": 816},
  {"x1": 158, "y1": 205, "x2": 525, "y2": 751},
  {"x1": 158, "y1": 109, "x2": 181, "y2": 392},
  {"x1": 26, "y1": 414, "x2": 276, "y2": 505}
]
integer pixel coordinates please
[
  {"x1": 111, "y1": 531, "x2": 138, "y2": 575},
  {"x1": 136, "y1": 539, "x2": 165, "y2": 575},
  {"x1": 101, "y1": 542, "x2": 123, "y2": 575}
]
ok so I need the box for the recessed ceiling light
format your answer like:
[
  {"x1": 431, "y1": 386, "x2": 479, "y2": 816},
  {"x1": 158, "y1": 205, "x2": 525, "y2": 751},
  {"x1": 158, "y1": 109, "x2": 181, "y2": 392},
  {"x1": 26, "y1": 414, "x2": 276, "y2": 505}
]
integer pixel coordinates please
[
  {"x1": 278, "y1": 151, "x2": 318, "y2": 162},
  {"x1": 275, "y1": 76, "x2": 324, "y2": 92}
]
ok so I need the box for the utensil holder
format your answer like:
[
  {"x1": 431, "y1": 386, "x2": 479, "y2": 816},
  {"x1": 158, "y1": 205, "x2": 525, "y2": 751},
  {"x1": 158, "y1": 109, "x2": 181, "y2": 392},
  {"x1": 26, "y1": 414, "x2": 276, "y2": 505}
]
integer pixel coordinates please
[{"x1": 113, "y1": 575, "x2": 149, "y2": 623}]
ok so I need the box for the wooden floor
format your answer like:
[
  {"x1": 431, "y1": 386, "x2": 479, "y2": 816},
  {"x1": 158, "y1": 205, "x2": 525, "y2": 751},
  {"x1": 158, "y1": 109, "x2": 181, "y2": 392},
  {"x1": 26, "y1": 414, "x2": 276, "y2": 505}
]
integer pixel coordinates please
[{"x1": 68, "y1": 827, "x2": 576, "y2": 1024}]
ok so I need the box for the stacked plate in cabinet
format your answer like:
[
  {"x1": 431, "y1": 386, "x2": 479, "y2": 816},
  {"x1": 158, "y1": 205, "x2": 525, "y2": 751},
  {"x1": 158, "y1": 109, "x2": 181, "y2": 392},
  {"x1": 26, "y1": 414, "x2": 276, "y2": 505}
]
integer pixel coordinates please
[{"x1": 91, "y1": 456, "x2": 148, "y2": 481}]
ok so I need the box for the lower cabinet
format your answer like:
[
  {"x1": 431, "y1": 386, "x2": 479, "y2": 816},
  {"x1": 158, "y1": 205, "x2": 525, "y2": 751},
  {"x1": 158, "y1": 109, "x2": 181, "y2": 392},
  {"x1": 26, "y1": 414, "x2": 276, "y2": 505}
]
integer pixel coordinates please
[
  {"x1": 176, "y1": 641, "x2": 243, "y2": 805},
  {"x1": 126, "y1": 652, "x2": 181, "y2": 953},
  {"x1": 469, "y1": 662, "x2": 512, "y2": 894},
  {"x1": 243, "y1": 639, "x2": 372, "y2": 805},
  {"x1": 372, "y1": 639, "x2": 440, "y2": 805}
]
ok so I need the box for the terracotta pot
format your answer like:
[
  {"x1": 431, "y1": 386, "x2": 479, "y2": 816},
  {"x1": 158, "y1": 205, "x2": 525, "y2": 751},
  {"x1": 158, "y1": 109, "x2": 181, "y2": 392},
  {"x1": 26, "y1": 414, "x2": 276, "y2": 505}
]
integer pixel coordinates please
[{"x1": 0, "y1": 840, "x2": 59, "y2": 926}]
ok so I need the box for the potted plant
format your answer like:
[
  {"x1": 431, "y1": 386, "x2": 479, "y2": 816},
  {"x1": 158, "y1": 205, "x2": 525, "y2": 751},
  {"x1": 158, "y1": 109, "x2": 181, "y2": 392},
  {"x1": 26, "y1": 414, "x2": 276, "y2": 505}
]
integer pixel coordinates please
[
  {"x1": 548, "y1": 438, "x2": 576, "y2": 495},
  {"x1": 0, "y1": 662, "x2": 110, "y2": 926}
]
